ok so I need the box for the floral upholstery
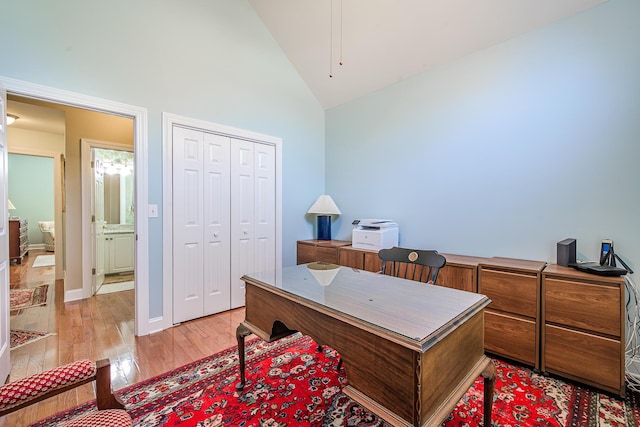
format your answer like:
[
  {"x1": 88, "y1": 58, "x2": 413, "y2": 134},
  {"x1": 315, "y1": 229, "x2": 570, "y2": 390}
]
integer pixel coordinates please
[
  {"x1": 59, "y1": 409, "x2": 132, "y2": 427},
  {"x1": 0, "y1": 359, "x2": 96, "y2": 412}
]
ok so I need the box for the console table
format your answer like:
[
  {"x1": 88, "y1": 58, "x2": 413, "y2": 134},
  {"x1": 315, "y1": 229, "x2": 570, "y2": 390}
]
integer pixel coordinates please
[
  {"x1": 237, "y1": 264, "x2": 495, "y2": 427},
  {"x1": 296, "y1": 239, "x2": 351, "y2": 265}
]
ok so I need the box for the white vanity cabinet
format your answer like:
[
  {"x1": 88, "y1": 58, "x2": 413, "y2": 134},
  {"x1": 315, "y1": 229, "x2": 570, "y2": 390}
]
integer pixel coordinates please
[{"x1": 104, "y1": 232, "x2": 134, "y2": 274}]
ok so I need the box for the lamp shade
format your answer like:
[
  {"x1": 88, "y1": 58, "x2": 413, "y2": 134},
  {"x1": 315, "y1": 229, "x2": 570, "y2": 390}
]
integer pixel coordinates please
[
  {"x1": 7, "y1": 200, "x2": 15, "y2": 210},
  {"x1": 307, "y1": 195, "x2": 341, "y2": 215}
]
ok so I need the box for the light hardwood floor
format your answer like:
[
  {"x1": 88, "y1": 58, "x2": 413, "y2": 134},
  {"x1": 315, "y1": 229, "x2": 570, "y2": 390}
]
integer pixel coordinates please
[{"x1": 4, "y1": 250, "x2": 245, "y2": 426}]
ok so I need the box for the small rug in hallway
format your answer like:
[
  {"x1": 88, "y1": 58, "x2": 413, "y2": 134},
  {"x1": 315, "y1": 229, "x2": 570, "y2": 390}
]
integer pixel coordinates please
[
  {"x1": 96, "y1": 280, "x2": 134, "y2": 294},
  {"x1": 32, "y1": 254, "x2": 55, "y2": 268},
  {"x1": 9, "y1": 284, "x2": 49, "y2": 315},
  {"x1": 28, "y1": 334, "x2": 640, "y2": 427},
  {"x1": 10, "y1": 329, "x2": 55, "y2": 350},
  {"x1": 104, "y1": 272, "x2": 134, "y2": 284}
]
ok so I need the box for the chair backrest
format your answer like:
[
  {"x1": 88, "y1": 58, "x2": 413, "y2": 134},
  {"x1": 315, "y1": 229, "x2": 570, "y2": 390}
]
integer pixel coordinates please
[{"x1": 378, "y1": 247, "x2": 446, "y2": 285}]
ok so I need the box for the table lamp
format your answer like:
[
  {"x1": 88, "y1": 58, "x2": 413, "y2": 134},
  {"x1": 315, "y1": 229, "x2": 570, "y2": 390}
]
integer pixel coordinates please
[
  {"x1": 8, "y1": 200, "x2": 16, "y2": 219},
  {"x1": 307, "y1": 195, "x2": 341, "y2": 240}
]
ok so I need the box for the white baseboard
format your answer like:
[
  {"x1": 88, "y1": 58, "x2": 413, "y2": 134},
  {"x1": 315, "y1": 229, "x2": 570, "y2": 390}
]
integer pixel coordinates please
[{"x1": 64, "y1": 288, "x2": 84, "y2": 303}]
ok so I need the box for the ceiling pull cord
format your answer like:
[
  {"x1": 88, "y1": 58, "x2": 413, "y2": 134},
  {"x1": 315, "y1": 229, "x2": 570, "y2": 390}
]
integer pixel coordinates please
[
  {"x1": 329, "y1": 0, "x2": 334, "y2": 78},
  {"x1": 339, "y1": 0, "x2": 343, "y2": 66}
]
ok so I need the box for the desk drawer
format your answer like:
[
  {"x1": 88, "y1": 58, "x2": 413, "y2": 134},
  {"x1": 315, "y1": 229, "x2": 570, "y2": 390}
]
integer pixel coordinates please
[
  {"x1": 480, "y1": 269, "x2": 537, "y2": 318},
  {"x1": 485, "y1": 310, "x2": 537, "y2": 367}
]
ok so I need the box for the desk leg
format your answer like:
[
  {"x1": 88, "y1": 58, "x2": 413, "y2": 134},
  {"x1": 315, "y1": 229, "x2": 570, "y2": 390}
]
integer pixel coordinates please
[
  {"x1": 482, "y1": 360, "x2": 496, "y2": 426},
  {"x1": 236, "y1": 323, "x2": 251, "y2": 391}
]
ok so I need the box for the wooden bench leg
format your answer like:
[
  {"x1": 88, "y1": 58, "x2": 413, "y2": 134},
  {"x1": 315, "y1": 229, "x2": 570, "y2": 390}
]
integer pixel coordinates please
[
  {"x1": 95, "y1": 359, "x2": 125, "y2": 410},
  {"x1": 482, "y1": 360, "x2": 496, "y2": 427}
]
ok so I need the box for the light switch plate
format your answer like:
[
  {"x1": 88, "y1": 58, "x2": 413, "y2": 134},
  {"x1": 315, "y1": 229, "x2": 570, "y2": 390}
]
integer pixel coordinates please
[{"x1": 149, "y1": 204, "x2": 158, "y2": 217}]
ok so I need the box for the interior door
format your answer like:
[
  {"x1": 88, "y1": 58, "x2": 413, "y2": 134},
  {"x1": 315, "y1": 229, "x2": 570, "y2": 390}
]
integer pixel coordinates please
[
  {"x1": 202, "y1": 132, "x2": 231, "y2": 316},
  {"x1": 173, "y1": 127, "x2": 205, "y2": 323},
  {"x1": 91, "y1": 150, "x2": 106, "y2": 294},
  {"x1": 0, "y1": 84, "x2": 11, "y2": 382}
]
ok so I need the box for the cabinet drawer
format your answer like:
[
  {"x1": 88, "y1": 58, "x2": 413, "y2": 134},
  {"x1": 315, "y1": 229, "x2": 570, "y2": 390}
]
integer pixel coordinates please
[
  {"x1": 485, "y1": 310, "x2": 537, "y2": 367},
  {"x1": 316, "y1": 247, "x2": 338, "y2": 264},
  {"x1": 297, "y1": 243, "x2": 316, "y2": 265},
  {"x1": 338, "y1": 248, "x2": 364, "y2": 269},
  {"x1": 363, "y1": 252, "x2": 382, "y2": 273},
  {"x1": 544, "y1": 278, "x2": 620, "y2": 337},
  {"x1": 438, "y1": 265, "x2": 475, "y2": 293},
  {"x1": 480, "y1": 269, "x2": 538, "y2": 317},
  {"x1": 544, "y1": 324, "x2": 621, "y2": 394}
]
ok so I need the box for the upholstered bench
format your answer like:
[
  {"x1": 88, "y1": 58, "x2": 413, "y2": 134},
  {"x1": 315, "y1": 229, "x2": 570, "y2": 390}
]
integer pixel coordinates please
[{"x1": 0, "y1": 359, "x2": 131, "y2": 426}]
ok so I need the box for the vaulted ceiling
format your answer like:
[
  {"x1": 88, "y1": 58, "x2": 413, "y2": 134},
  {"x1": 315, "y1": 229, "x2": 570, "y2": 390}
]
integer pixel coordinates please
[{"x1": 249, "y1": 0, "x2": 608, "y2": 109}]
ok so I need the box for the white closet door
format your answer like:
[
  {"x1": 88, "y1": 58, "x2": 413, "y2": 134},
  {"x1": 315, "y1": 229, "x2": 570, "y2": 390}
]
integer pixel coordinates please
[
  {"x1": 173, "y1": 127, "x2": 205, "y2": 323},
  {"x1": 202, "y1": 132, "x2": 231, "y2": 316},
  {"x1": 230, "y1": 139, "x2": 255, "y2": 309},
  {"x1": 254, "y1": 143, "x2": 276, "y2": 282},
  {"x1": 230, "y1": 140, "x2": 276, "y2": 308}
]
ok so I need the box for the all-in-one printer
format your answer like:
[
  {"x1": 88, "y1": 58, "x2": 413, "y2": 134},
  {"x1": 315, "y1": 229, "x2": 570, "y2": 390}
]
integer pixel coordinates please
[{"x1": 352, "y1": 219, "x2": 399, "y2": 251}]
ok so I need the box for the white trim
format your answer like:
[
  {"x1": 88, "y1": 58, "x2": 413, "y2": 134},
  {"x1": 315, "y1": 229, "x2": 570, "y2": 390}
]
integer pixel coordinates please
[
  {"x1": 64, "y1": 287, "x2": 84, "y2": 303},
  {"x1": 0, "y1": 75, "x2": 152, "y2": 336},
  {"x1": 162, "y1": 112, "x2": 283, "y2": 328}
]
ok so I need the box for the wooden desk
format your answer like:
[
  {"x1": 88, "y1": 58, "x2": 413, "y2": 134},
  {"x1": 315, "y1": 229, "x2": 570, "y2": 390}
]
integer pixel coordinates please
[{"x1": 237, "y1": 264, "x2": 495, "y2": 427}]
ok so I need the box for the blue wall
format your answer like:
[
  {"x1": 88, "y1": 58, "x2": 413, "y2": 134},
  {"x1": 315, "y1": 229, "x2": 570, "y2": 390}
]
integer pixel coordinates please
[
  {"x1": 8, "y1": 154, "x2": 54, "y2": 245},
  {"x1": 326, "y1": 0, "x2": 639, "y2": 274},
  {"x1": 0, "y1": 1, "x2": 325, "y2": 318}
]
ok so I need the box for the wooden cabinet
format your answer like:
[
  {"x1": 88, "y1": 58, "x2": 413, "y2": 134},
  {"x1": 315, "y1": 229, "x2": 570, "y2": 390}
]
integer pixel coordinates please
[
  {"x1": 104, "y1": 232, "x2": 134, "y2": 274},
  {"x1": 9, "y1": 219, "x2": 28, "y2": 264},
  {"x1": 438, "y1": 253, "x2": 486, "y2": 293},
  {"x1": 541, "y1": 264, "x2": 625, "y2": 396},
  {"x1": 479, "y1": 257, "x2": 546, "y2": 369},
  {"x1": 296, "y1": 240, "x2": 351, "y2": 265},
  {"x1": 337, "y1": 245, "x2": 381, "y2": 272}
]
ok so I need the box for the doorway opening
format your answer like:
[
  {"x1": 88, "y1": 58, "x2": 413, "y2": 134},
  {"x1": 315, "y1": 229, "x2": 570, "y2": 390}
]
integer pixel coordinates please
[
  {"x1": 2, "y1": 75, "x2": 151, "y2": 336},
  {"x1": 84, "y1": 145, "x2": 135, "y2": 296}
]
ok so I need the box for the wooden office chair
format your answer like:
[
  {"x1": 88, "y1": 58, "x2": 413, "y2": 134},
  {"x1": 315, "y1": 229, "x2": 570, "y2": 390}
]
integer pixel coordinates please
[
  {"x1": 378, "y1": 247, "x2": 446, "y2": 285},
  {"x1": 0, "y1": 358, "x2": 131, "y2": 426}
]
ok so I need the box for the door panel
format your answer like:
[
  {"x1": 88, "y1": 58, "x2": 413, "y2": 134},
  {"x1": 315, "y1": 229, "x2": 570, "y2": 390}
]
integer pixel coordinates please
[
  {"x1": 203, "y1": 133, "x2": 230, "y2": 315},
  {"x1": 0, "y1": 84, "x2": 10, "y2": 382},
  {"x1": 173, "y1": 127, "x2": 205, "y2": 323},
  {"x1": 92, "y1": 151, "x2": 106, "y2": 294},
  {"x1": 231, "y1": 139, "x2": 254, "y2": 309},
  {"x1": 254, "y1": 144, "x2": 275, "y2": 280}
]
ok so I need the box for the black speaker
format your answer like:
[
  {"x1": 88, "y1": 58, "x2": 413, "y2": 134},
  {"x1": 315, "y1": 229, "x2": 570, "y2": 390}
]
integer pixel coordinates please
[{"x1": 557, "y1": 238, "x2": 576, "y2": 266}]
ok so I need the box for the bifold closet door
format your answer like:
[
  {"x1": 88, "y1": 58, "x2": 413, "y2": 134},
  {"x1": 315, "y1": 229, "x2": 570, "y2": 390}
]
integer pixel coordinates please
[
  {"x1": 173, "y1": 127, "x2": 231, "y2": 323},
  {"x1": 230, "y1": 140, "x2": 276, "y2": 309}
]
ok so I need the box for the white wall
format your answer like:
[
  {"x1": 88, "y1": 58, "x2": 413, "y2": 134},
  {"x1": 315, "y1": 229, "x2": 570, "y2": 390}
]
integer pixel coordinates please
[
  {"x1": 0, "y1": 0, "x2": 325, "y2": 318},
  {"x1": 326, "y1": 0, "x2": 639, "y2": 277}
]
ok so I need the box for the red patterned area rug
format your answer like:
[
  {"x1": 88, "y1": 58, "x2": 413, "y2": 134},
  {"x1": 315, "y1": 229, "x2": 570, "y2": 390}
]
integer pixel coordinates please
[
  {"x1": 9, "y1": 284, "x2": 49, "y2": 316},
  {"x1": 29, "y1": 334, "x2": 640, "y2": 427}
]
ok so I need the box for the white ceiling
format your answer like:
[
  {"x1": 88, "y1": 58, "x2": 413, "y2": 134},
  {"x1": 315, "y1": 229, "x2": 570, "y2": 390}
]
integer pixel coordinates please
[{"x1": 249, "y1": 0, "x2": 607, "y2": 109}]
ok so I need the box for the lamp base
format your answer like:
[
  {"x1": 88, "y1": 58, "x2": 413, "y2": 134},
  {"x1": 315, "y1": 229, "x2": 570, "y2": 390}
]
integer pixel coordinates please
[{"x1": 317, "y1": 215, "x2": 331, "y2": 240}]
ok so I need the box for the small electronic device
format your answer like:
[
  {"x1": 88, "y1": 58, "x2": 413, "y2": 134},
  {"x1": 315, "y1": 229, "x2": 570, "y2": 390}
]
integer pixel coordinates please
[
  {"x1": 600, "y1": 239, "x2": 613, "y2": 265},
  {"x1": 570, "y1": 238, "x2": 633, "y2": 276}
]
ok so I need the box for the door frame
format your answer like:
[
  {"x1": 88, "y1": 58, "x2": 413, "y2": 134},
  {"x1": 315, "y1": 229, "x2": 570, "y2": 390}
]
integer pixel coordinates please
[
  {"x1": 81, "y1": 140, "x2": 133, "y2": 298},
  {"x1": 0, "y1": 75, "x2": 153, "y2": 336},
  {"x1": 162, "y1": 112, "x2": 282, "y2": 328}
]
